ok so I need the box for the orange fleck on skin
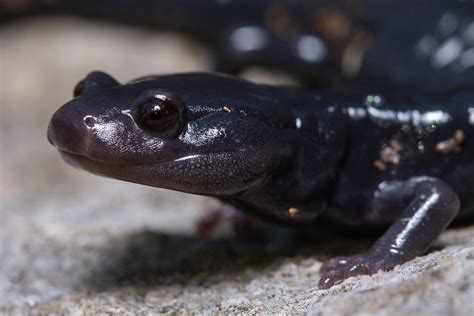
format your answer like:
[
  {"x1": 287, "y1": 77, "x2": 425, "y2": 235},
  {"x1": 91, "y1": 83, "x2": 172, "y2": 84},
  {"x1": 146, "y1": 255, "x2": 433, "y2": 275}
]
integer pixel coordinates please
[
  {"x1": 436, "y1": 129, "x2": 465, "y2": 154},
  {"x1": 312, "y1": 9, "x2": 352, "y2": 42},
  {"x1": 223, "y1": 106, "x2": 231, "y2": 113},
  {"x1": 455, "y1": 129, "x2": 465, "y2": 144},
  {"x1": 289, "y1": 207, "x2": 298, "y2": 217},
  {"x1": 374, "y1": 160, "x2": 387, "y2": 171},
  {"x1": 264, "y1": 4, "x2": 293, "y2": 33}
]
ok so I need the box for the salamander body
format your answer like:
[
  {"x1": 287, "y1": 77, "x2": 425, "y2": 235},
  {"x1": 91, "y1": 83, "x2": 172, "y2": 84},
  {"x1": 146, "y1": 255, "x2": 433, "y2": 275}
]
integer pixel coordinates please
[{"x1": 48, "y1": 71, "x2": 474, "y2": 287}]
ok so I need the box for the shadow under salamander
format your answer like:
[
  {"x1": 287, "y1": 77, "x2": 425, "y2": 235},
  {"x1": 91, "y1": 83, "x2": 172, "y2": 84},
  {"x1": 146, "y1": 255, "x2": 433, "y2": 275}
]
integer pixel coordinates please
[
  {"x1": 82, "y1": 223, "x2": 376, "y2": 292},
  {"x1": 82, "y1": 212, "x2": 473, "y2": 292}
]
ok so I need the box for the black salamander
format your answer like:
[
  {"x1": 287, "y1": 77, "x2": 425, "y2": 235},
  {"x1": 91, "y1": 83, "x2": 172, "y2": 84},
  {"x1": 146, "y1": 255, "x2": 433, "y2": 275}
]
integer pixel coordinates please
[{"x1": 48, "y1": 71, "x2": 474, "y2": 288}]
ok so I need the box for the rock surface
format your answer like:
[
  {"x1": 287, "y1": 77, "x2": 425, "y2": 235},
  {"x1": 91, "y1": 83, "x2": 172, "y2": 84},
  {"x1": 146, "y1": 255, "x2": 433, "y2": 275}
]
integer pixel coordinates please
[{"x1": 1, "y1": 18, "x2": 473, "y2": 315}]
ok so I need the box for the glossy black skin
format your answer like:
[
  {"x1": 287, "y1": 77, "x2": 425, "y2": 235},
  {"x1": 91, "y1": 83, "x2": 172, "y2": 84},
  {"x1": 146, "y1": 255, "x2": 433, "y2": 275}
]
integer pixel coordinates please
[
  {"x1": 2, "y1": 0, "x2": 473, "y2": 91},
  {"x1": 48, "y1": 71, "x2": 474, "y2": 288}
]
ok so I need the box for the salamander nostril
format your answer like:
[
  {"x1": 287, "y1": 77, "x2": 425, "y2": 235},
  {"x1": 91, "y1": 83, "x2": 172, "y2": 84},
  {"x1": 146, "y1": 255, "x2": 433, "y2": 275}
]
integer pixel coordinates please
[
  {"x1": 48, "y1": 104, "x2": 92, "y2": 155},
  {"x1": 83, "y1": 115, "x2": 96, "y2": 128}
]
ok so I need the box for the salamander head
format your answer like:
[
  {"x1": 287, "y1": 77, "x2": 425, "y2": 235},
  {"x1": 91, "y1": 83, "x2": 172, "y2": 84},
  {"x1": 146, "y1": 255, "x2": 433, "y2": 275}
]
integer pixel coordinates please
[{"x1": 48, "y1": 71, "x2": 296, "y2": 197}]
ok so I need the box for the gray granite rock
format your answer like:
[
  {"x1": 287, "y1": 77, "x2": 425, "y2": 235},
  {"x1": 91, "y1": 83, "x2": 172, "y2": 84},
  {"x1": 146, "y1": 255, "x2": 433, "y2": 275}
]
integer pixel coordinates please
[{"x1": 1, "y1": 18, "x2": 473, "y2": 315}]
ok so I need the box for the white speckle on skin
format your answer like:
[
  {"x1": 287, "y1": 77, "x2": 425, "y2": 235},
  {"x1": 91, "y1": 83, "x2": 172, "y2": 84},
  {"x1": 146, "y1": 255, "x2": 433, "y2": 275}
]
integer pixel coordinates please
[
  {"x1": 373, "y1": 95, "x2": 383, "y2": 106},
  {"x1": 295, "y1": 118, "x2": 302, "y2": 129},
  {"x1": 438, "y1": 12, "x2": 458, "y2": 35},
  {"x1": 396, "y1": 111, "x2": 411, "y2": 123},
  {"x1": 411, "y1": 111, "x2": 421, "y2": 126},
  {"x1": 420, "y1": 111, "x2": 451, "y2": 125},
  {"x1": 459, "y1": 48, "x2": 474, "y2": 70},
  {"x1": 365, "y1": 95, "x2": 385, "y2": 107},
  {"x1": 377, "y1": 181, "x2": 389, "y2": 191},
  {"x1": 432, "y1": 37, "x2": 463, "y2": 68},
  {"x1": 416, "y1": 36, "x2": 438, "y2": 56},
  {"x1": 418, "y1": 141, "x2": 425, "y2": 153},
  {"x1": 469, "y1": 107, "x2": 474, "y2": 125},
  {"x1": 367, "y1": 107, "x2": 396, "y2": 121},
  {"x1": 231, "y1": 26, "x2": 267, "y2": 52},
  {"x1": 296, "y1": 35, "x2": 327, "y2": 63},
  {"x1": 367, "y1": 107, "x2": 451, "y2": 126},
  {"x1": 463, "y1": 22, "x2": 474, "y2": 45},
  {"x1": 327, "y1": 106, "x2": 336, "y2": 113},
  {"x1": 154, "y1": 94, "x2": 167, "y2": 101},
  {"x1": 347, "y1": 107, "x2": 367, "y2": 120}
]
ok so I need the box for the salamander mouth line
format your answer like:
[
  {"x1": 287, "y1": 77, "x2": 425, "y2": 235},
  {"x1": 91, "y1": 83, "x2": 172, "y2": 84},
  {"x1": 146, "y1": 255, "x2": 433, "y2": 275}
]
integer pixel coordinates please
[{"x1": 57, "y1": 146, "x2": 263, "y2": 166}]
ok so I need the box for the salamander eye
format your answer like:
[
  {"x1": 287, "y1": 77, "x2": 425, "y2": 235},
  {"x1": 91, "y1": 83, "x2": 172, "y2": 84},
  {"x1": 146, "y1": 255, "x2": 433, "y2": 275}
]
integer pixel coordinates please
[{"x1": 137, "y1": 94, "x2": 184, "y2": 137}]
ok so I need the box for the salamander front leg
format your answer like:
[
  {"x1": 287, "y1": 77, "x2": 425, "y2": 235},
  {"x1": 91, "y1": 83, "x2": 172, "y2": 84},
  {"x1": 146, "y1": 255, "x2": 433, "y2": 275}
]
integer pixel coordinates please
[
  {"x1": 319, "y1": 176, "x2": 460, "y2": 289},
  {"x1": 194, "y1": 204, "x2": 263, "y2": 238}
]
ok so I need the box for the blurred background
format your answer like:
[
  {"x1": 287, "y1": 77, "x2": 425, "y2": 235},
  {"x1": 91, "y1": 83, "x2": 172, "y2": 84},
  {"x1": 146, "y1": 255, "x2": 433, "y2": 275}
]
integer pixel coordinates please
[{"x1": 1, "y1": 2, "x2": 474, "y2": 314}]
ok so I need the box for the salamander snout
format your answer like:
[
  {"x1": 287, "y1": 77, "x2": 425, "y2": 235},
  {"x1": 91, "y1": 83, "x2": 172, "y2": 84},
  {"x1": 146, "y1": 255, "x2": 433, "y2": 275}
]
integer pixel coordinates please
[
  {"x1": 47, "y1": 104, "x2": 92, "y2": 156},
  {"x1": 48, "y1": 71, "x2": 121, "y2": 156}
]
